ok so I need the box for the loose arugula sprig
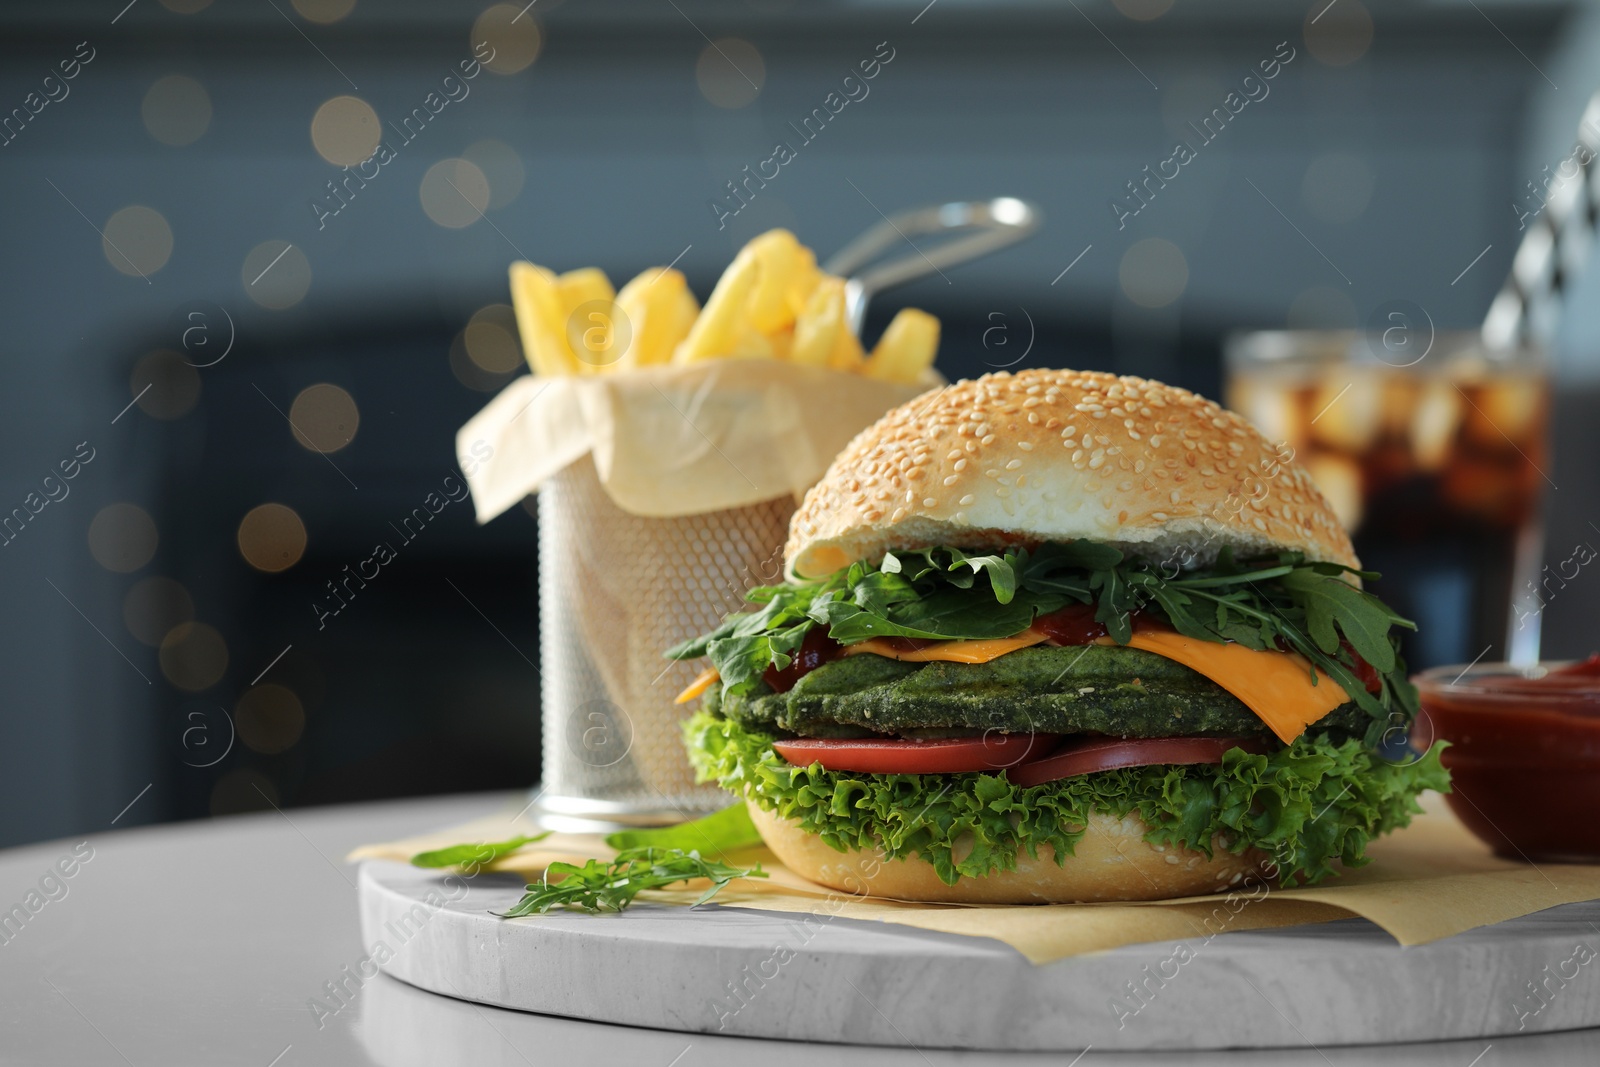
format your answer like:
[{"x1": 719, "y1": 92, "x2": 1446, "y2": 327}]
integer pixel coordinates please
[
  {"x1": 666, "y1": 544, "x2": 1419, "y2": 748},
  {"x1": 499, "y1": 847, "x2": 766, "y2": 916}
]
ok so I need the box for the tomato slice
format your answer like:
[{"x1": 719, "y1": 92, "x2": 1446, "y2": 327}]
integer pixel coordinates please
[
  {"x1": 1006, "y1": 735, "x2": 1272, "y2": 788},
  {"x1": 771, "y1": 732, "x2": 1060, "y2": 774}
]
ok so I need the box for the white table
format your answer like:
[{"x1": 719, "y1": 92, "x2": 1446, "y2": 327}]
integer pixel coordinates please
[{"x1": 2, "y1": 792, "x2": 1597, "y2": 1065}]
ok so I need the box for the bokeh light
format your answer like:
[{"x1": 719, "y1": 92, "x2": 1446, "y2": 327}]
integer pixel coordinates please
[
  {"x1": 1305, "y1": 0, "x2": 1374, "y2": 67},
  {"x1": 292, "y1": 0, "x2": 357, "y2": 23},
  {"x1": 1118, "y1": 238, "x2": 1189, "y2": 309},
  {"x1": 234, "y1": 685, "x2": 306, "y2": 755},
  {"x1": 463, "y1": 139, "x2": 526, "y2": 209},
  {"x1": 310, "y1": 95, "x2": 381, "y2": 167},
  {"x1": 141, "y1": 75, "x2": 212, "y2": 147},
  {"x1": 159, "y1": 622, "x2": 229, "y2": 692},
  {"x1": 123, "y1": 577, "x2": 195, "y2": 647},
  {"x1": 241, "y1": 240, "x2": 312, "y2": 310},
  {"x1": 420, "y1": 158, "x2": 490, "y2": 228},
  {"x1": 237, "y1": 503, "x2": 308, "y2": 573},
  {"x1": 88, "y1": 504, "x2": 158, "y2": 573},
  {"x1": 1304, "y1": 454, "x2": 1364, "y2": 531},
  {"x1": 288, "y1": 383, "x2": 359, "y2": 453},
  {"x1": 209, "y1": 768, "x2": 278, "y2": 816},
  {"x1": 131, "y1": 350, "x2": 201, "y2": 420},
  {"x1": 472, "y1": 4, "x2": 543, "y2": 74},
  {"x1": 102, "y1": 206, "x2": 173, "y2": 277},
  {"x1": 1301, "y1": 152, "x2": 1375, "y2": 224},
  {"x1": 464, "y1": 304, "x2": 524, "y2": 373},
  {"x1": 696, "y1": 38, "x2": 765, "y2": 109}
]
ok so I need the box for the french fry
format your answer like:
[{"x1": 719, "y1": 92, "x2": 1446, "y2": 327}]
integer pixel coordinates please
[
  {"x1": 829, "y1": 313, "x2": 866, "y2": 372},
  {"x1": 786, "y1": 245, "x2": 821, "y2": 319},
  {"x1": 674, "y1": 249, "x2": 760, "y2": 363},
  {"x1": 556, "y1": 267, "x2": 615, "y2": 309},
  {"x1": 614, "y1": 267, "x2": 700, "y2": 369},
  {"x1": 789, "y1": 276, "x2": 846, "y2": 367},
  {"x1": 745, "y1": 229, "x2": 801, "y2": 335},
  {"x1": 508, "y1": 262, "x2": 581, "y2": 377},
  {"x1": 727, "y1": 325, "x2": 776, "y2": 360},
  {"x1": 767, "y1": 326, "x2": 794, "y2": 362},
  {"x1": 556, "y1": 268, "x2": 619, "y2": 373},
  {"x1": 865, "y1": 307, "x2": 940, "y2": 383},
  {"x1": 505, "y1": 233, "x2": 941, "y2": 380}
]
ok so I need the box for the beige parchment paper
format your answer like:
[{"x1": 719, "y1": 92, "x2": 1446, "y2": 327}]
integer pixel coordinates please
[
  {"x1": 455, "y1": 360, "x2": 942, "y2": 523},
  {"x1": 349, "y1": 792, "x2": 1600, "y2": 965}
]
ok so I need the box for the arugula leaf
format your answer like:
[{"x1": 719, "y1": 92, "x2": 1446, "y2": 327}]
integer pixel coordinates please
[
  {"x1": 947, "y1": 550, "x2": 1019, "y2": 604},
  {"x1": 499, "y1": 847, "x2": 766, "y2": 916},
  {"x1": 668, "y1": 542, "x2": 1423, "y2": 748},
  {"x1": 816, "y1": 589, "x2": 1044, "y2": 644},
  {"x1": 1277, "y1": 567, "x2": 1412, "y2": 673},
  {"x1": 410, "y1": 833, "x2": 550, "y2": 870},
  {"x1": 602, "y1": 803, "x2": 762, "y2": 853}
]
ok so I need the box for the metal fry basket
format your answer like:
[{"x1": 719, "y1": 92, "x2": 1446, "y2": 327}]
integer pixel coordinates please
[{"x1": 532, "y1": 455, "x2": 793, "y2": 832}]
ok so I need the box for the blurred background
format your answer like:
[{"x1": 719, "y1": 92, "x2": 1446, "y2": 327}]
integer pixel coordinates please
[{"x1": 2, "y1": 0, "x2": 1598, "y2": 848}]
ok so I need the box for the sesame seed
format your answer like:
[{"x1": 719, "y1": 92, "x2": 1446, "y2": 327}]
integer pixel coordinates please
[
  {"x1": 923, "y1": 498, "x2": 938, "y2": 507},
  {"x1": 954, "y1": 458, "x2": 968, "y2": 472},
  {"x1": 959, "y1": 494, "x2": 976, "y2": 506},
  {"x1": 942, "y1": 475, "x2": 959, "y2": 487},
  {"x1": 1017, "y1": 441, "x2": 1034, "y2": 451},
  {"x1": 1005, "y1": 459, "x2": 1022, "y2": 470}
]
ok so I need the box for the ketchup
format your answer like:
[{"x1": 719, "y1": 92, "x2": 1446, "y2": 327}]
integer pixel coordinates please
[
  {"x1": 1341, "y1": 642, "x2": 1384, "y2": 694},
  {"x1": 1032, "y1": 603, "x2": 1109, "y2": 645},
  {"x1": 762, "y1": 627, "x2": 842, "y2": 693},
  {"x1": 1414, "y1": 654, "x2": 1600, "y2": 861},
  {"x1": 1031, "y1": 604, "x2": 1165, "y2": 644}
]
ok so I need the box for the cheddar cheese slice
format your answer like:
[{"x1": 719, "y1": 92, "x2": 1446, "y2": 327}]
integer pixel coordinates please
[
  {"x1": 839, "y1": 629, "x2": 1050, "y2": 664},
  {"x1": 1107, "y1": 631, "x2": 1348, "y2": 744}
]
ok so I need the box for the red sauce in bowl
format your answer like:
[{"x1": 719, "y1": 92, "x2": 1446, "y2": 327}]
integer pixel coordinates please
[{"x1": 1414, "y1": 655, "x2": 1600, "y2": 861}]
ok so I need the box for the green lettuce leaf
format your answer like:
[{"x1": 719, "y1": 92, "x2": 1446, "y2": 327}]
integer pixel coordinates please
[{"x1": 684, "y1": 708, "x2": 1449, "y2": 888}]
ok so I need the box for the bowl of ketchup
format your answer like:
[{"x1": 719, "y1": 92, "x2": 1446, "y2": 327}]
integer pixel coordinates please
[{"x1": 1413, "y1": 654, "x2": 1600, "y2": 862}]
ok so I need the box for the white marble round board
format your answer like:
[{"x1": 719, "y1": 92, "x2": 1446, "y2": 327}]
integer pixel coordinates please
[{"x1": 359, "y1": 859, "x2": 1600, "y2": 1052}]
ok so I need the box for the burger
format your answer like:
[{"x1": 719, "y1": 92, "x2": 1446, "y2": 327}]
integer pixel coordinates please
[{"x1": 667, "y1": 369, "x2": 1448, "y2": 903}]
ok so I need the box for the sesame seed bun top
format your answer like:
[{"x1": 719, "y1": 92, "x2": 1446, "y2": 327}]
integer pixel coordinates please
[{"x1": 784, "y1": 368, "x2": 1358, "y2": 579}]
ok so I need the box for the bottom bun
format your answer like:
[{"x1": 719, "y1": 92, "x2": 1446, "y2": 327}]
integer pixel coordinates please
[{"x1": 747, "y1": 800, "x2": 1271, "y2": 904}]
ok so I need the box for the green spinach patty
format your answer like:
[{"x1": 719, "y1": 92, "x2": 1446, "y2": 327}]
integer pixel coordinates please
[{"x1": 706, "y1": 642, "x2": 1367, "y2": 740}]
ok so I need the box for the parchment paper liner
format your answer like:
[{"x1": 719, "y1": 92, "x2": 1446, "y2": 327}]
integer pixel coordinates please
[
  {"x1": 349, "y1": 792, "x2": 1600, "y2": 965},
  {"x1": 455, "y1": 360, "x2": 942, "y2": 522}
]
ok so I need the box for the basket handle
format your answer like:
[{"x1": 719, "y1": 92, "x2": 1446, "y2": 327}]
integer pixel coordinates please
[{"x1": 823, "y1": 197, "x2": 1042, "y2": 334}]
